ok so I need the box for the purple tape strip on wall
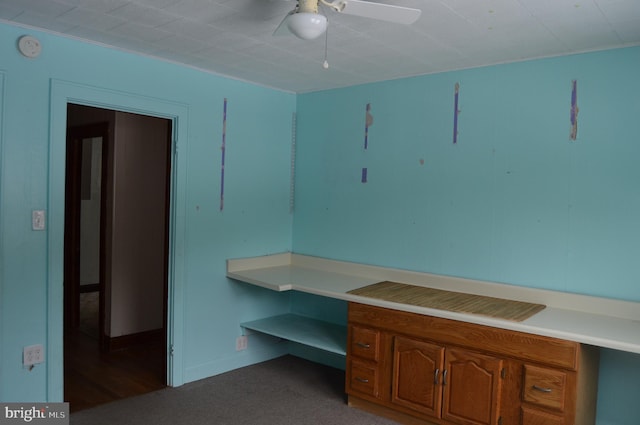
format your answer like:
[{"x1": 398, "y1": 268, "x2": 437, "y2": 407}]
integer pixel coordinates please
[
  {"x1": 570, "y1": 80, "x2": 578, "y2": 140},
  {"x1": 220, "y1": 98, "x2": 227, "y2": 211},
  {"x1": 361, "y1": 167, "x2": 368, "y2": 183}
]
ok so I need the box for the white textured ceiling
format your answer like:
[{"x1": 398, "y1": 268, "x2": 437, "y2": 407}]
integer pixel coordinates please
[{"x1": 1, "y1": 0, "x2": 639, "y2": 93}]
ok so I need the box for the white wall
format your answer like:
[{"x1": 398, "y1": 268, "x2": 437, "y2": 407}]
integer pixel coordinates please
[
  {"x1": 79, "y1": 136, "x2": 102, "y2": 286},
  {"x1": 108, "y1": 111, "x2": 169, "y2": 337}
]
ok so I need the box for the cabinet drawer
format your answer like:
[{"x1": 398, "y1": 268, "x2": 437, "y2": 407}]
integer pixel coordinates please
[
  {"x1": 350, "y1": 325, "x2": 380, "y2": 362},
  {"x1": 348, "y1": 359, "x2": 379, "y2": 398},
  {"x1": 521, "y1": 406, "x2": 564, "y2": 425},
  {"x1": 523, "y1": 365, "x2": 567, "y2": 411}
]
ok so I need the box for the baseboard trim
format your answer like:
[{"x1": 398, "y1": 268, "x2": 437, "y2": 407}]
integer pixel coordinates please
[
  {"x1": 79, "y1": 283, "x2": 100, "y2": 293},
  {"x1": 105, "y1": 328, "x2": 163, "y2": 351}
]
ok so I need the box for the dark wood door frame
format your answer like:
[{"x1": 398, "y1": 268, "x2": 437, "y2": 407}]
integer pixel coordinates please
[{"x1": 64, "y1": 122, "x2": 109, "y2": 350}]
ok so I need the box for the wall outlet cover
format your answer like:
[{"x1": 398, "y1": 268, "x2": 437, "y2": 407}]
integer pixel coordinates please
[
  {"x1": 235, "y1": 336, "x2": 248, "y2": 351},
  {"x1": 24, "y1": 344, "x2": 44, "y2": 366}
]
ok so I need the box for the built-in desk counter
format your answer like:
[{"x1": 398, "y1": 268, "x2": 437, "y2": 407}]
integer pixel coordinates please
[{"x1": 227, "y1": 252, "x2": 640, "y2": 355}]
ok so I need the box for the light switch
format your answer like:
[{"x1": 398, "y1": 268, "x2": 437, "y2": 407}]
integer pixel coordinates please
[{"x1": 32, "y1": 210, "x2": 45, "y2": 230}]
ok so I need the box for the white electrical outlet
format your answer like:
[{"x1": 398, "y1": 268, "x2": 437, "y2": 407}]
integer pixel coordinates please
[
  {"x1": 24, "y1": 344, "x2": 44, "y2": 366},
  {"x1": 235, "y1": 336, "x2": 248, "y2": 351}
]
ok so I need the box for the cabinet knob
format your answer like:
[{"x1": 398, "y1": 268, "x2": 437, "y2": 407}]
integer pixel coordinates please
[
  {"x1": 434, "y1": 368, "x2": 440, "y2": 384},
  {"x1": 442, "y1": 369, "x2": 448, "y2": 386},
  {"x1": 356, "y1": 342, "x2": 371, "y2": 349},
  {"x1": 355, "y1": 377, "x2": 370, "y2": 383}
]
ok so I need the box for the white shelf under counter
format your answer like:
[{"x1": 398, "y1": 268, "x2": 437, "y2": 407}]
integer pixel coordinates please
[
  {"x1": 241, "y1": 314, "x2": 347, "y2": 356},
  {"x1": 227, "y1": 252, "x2": 640, "y2": 355}
]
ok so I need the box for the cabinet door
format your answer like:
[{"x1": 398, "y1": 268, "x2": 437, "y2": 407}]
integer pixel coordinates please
[
  {"x1": 391, "y1": 336, "x2": 445, "y2": 418},
  {"x1": 442, "y1": 348, "x2": 504, "y2": 425}
]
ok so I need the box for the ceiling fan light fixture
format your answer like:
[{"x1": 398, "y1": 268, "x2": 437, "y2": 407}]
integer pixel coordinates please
[{"x1": 287, "y1": 12, "x2": 327, "y2": 40}]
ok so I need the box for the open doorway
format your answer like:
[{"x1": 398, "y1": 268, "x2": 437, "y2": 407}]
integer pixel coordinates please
[{"x1": 64, "y1": 104, "x2": 171, "y2": 412}]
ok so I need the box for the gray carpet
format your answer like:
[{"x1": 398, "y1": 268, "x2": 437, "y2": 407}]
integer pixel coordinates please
[{"x1": 70, "y1": 355, "x2": 399, "y2": 425}]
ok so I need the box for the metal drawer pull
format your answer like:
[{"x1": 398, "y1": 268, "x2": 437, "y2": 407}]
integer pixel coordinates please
[
  {"x1": 442, "y1": 369, "x2": 448, "y2": 386},
  {"x1": 356, "y1": 342, "x2": 371, "y2": 349},
  {"x1": 355, "y1": 377, "x2": 369, "y2": 383},
  {"x1": 532, "y1": 385, "x2": 552, "y2": 393},
  {"x1": 434, "y1": 368, "x2": 440, "y2": 384}
]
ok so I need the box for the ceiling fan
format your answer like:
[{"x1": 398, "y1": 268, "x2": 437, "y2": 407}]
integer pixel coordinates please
[{"x1": 274, "y1": 0, "x2": 422, "y2": 40}]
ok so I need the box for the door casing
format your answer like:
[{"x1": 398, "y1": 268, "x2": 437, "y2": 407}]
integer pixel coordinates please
[{"x1": 48, "y1": 80, "x2": 189, "y2": 400}]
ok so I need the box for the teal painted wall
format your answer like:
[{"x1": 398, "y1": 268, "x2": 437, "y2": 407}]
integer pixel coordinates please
[
  {"x1": 294, "y1": 47, "x2": 640, "y2": 425},
  {"x1": 0, "y1": 23, "x2": 295, "y2": 401}
]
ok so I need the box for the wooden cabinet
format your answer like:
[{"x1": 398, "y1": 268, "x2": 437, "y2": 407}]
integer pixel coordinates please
[
  {"x1": 441, "y1": 348, "x2": 504, "y2": 425},
  {"x1": 350, "y1": 325, "x2": 380, "y2": 362},
  {"x1": 392, "y1": 336, "x2": 444, "y2": 417},
  {"x1": 522, "y1": 365, "x2": 567, "y2": 412},
  {"x1": 346, "y1": 302, "x2": 599, "y2": 425},
  {"x1": 521, "y1": 406, "x2": 565, "y2": 425},
  {"x1": 391, "y1": 337, "x2": 504, "y2": 425},
  {"x1": 346, "y1": 324, "x2": 384, "y2": 399}
]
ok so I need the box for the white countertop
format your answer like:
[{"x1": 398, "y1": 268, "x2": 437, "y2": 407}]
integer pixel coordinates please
[{"x1": 227, "y1": 252, "x2": 640, "y2": 355}]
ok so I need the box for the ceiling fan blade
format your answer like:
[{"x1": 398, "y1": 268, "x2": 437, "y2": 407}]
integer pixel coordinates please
[
  {"x1": 339, "y1": 0, "x2": 421, "y2": 25},
  {"x1": 273, "y1": 10, "x2": 295, "y2": 36}
]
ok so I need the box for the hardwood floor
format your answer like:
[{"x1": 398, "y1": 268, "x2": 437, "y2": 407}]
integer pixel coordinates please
[{"x1": 64, "y1": 328, "x2": 166, "y2": 412}]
